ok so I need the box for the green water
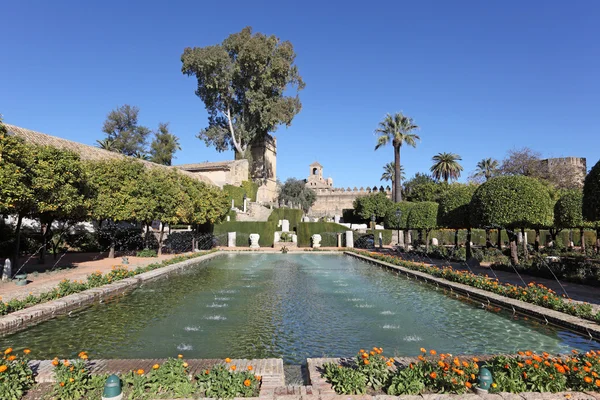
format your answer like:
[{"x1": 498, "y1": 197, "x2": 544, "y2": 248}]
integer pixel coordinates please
[{"x1": 1, "y1": 254, "x2": 597, "y2": 364}]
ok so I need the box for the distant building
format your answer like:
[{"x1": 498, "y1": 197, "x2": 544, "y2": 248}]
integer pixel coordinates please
[{"x1": 538, "y1": 157, "x2": 587, "y2": 188}]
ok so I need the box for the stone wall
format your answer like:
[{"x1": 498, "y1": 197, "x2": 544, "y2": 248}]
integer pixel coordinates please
[
  {"x1": 252, "y1": 135, "x2": 278, "y2": 204},
  {"x1": 309, "y1": 187, "x2": 392, "y2": 217},
  {"x1": 176, "y1": 159, "x2": 248, "y2": 188}
]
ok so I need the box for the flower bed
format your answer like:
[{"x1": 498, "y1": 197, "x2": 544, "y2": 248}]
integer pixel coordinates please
[
  {"x1": 0, "y1": 250, "x2": 218, "y2": 316},
  {"x1": 350, "y1": 249, "x2": 600, "y2": 323},
  {"x1": 321, "y1": 346, "x2": 600, "y2": 395},
  {"x1": 2, "y1": 347, "x2": 261, "y2": 400}
]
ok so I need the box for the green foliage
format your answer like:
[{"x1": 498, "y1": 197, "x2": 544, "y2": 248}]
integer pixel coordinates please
[
  {"x1": 149, "y1": 122, "x2": 181, "y2": 166},
  {"x1": 407, "y1": 202, "x2": 438, "y2": 230},
  {"x1": 430, "y1": 152, "x2": 463, "y2": 183},
  {"x1": 297, "y1": 222, "x2": 349, "y2": 247},
  {"x1": 51, "y1": 354, "x2": 97, "y2": 400},
  {"x1": 353, "y1": 192, "x2": 392, "y2": 223},
  {"x1": 383, "y1": 202, "x2": 413, "y2": 229},
  {"x1": 278, "y1": 178, "x2": 316, "y2": 212},
  {"x1": 322, "y1": 362, "x2": 366, "y2": 395},
  {"x1": 555, "y1": 190, "x2": 588, "y2": 229},
  {"x1": 0, "y1": 348, "x2": 34, "y2": 400},
  {"x1": 583, "y1": 159, "x2": 600, "y2": 223},
  {"x1": 470, "y1": 176, "x2": 554, "y2": 229},
  {"x1": 213, "y1": 222, "x2": 275, "y2": 247},
  {"x1": 403, "y1": 173, "x2": 446, "y2": 202},
  {"x1": 437, "y1": 184, "x2": 477, "y2": 229},
  {"x1": 196, "y1": 364, "x2": 260, "y2": 398},
  {"x1": 268, "y1": 208, "x2": 303, "y2": 231},
  {"x1": 224, "y1": 180, "x2": 259, "y2": 207},
  {"x1": 145, "y1": 358, "x2": 195, "y2": 397},
  {"x1": 101, "y1": 104, "x2": 152, "y2": 157},
  {"x1": 181, "y1": 26, "x2": 305, "y2": 156},
  {"x1": 136, "y1": 248, "x2": 158, "y2": 257}
]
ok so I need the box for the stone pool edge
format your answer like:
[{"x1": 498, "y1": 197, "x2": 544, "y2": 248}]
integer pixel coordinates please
[
  {"x1": 345, "y1": 251, "x2": 600, "y2": 342},
  {"x1": 0, "y1": 251, "x2": 224, "y2": 336}
]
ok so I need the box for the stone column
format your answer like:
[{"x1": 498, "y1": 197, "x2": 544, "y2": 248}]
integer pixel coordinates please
[
  {"x1": 346, "y1": 231, "x2": 354, "y2": 248},
  {"x1": 281, "y1": 220, "x2": 290, "y2": 232},
  {"x1": 227, "y1": 232, "x2": 236, "y2": 247},
  {"x1": 2, "y1": 258, "x2": 11, "y2": 281},
  {"x1": 337, "y1": 233, "x2": 342, "y2": 247},
  {"x1": 243, "y1": 198, "x2": 248, "y2": 213},
  {"x1": 231, "y1": 199, "x2": 235, "y2": 209}
]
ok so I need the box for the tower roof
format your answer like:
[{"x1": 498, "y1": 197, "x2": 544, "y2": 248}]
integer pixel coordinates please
[{"x1": 310, "y1": 161, "x2": 323, "y2": 167}]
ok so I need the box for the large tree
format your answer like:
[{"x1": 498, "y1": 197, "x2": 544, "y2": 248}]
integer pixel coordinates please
[
  {"x1": 470, "y1": 176, "x2": 554, "y2": 265},
  {"x1": 499, "y1": 147, "x2": 541, "y2": 177},
  {"x1": 582, "y1": 159, "x2": 600, "y2": 253},
  {"x1": 278, "y1": 178, "x2": 316, "y2": 212},
  {"x1": 353, "y1": 192, "x2": 393, "y2": 223},
  {"x1": 430, "y1": 152, "x2": 463, "y2": 183},
  {"x1": 403, "y1": 173, "x2": 446, "y2": 203},
  {"x1": 374, "y1": 112, "x2": 419, "y2": 202},
  {"x1": 380, "y1": 162, "x2": 404, "y2": 201},
  {"x1": 149, "y1": 123, "x2": 181, "y2": 166},
  {"x1": 181, "y1": 27, "x2": 305, "y2": 158},
  {"x1": 101, "y1": 104, "x2": 151, "y2": 157}
]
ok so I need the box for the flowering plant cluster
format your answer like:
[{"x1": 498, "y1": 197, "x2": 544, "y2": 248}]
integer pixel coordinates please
[
  {"x1": 352, "y1": 250, "x2": 599, "y2": 323},
  {"x1": 196, "y1": 357, "x2": 261, "y2": 398},
  {"x1": 0, "y1": 347, "x2": 34, "y2": 400},
  {"x1": 0, "y1": 250, "x2": 217, "y2": 316}
]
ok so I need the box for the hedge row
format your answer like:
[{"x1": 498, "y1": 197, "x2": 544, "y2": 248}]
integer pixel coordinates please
[
  {"x1": 297, "y1": 222, "x2": 350, "y2": 247},
  {"x1": 213, "y1": 221, "x2": 275, "y2": 247},
  {"x1": 223, "y1": 180, "x2": 259, "y2": 208},
  {"x1": 268, "y1": 208, "x2": 304, "y2": 231},
  {"x1": 428, "y1": 229, "x2": 597, "y2": 247}
]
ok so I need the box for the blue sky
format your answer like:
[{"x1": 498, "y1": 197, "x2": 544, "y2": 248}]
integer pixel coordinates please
[{"x1": 1, "y1": 0, "x2": 598, "y2": 188}]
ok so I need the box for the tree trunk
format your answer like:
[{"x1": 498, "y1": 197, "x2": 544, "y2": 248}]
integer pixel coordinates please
[
  {"x1": 485, "y1": 229, "x2": 491, "y2": 249},
  {"x1": 12, "y1": 214, "x2": 24, "y2": 272},
  {"x1": 145, "y1": 222, "x2": 151, "y2": 249},
  {"x1": 497, "y1": 228, "x2": 502, "y2": 250},
  {"x1": 466, "y1": 229, "x2": 472, "y2": 260},
  {"x1": 580, "y1": 227, "x2": 586, "y2": 254},
  {"x1": 158, "y1": 223, "x2": 165, "y2": 256},
  {"x1": 418, "y1": 230, "x2": 423, "y2": 246},
  {"x1": 404, "y1": 230, "x2": 410, "y2": 252},
  {"x1": 39, "y1": 222, "x2": 48, "y2": 264},
  {"x1": 596, "y1": 228, "x2": 600, "y2": 255},
  {"x1": 391, "y1": 184, "x2": 395, "y2": 204},
  {"x1": 521, "y1": 227, "x2": 528, "y2": 260},
  {"x1": 454, "y1": 229, "x2": 459, "y2": 249},
  {"x1": 508, "y1": 230, "x2": 519, "y2": 266},
  {"x1": 108, "y1": 240, "x2": 116, "y2": 258},
  {"x1": 425, "y1": 230, "x2": 430, "y2": 252},
  {"x1": 394, "y1": 144, "x2": 402, "y2": 202},
  {"x1": 534, "y1": 228, "x2": 540, "y2": 252}
]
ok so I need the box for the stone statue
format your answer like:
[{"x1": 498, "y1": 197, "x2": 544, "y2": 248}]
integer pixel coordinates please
[
  {"x1": 227, "y1": 232, "x2": 236, "y2": 247},
  {"x1": 2, "y1": 258, "x2": 11, "y2": 281},
  {"x1": 249, "y1": 234, "x2": 260, "y2": 249},
  {"x1": 311, "y1": 234, "x2": 322, "y2": 248}
]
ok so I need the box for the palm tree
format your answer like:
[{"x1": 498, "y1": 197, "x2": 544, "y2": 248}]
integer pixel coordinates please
[
  {"x1": 96, "y1": 138, "x2": 116, "y2": 151},
  {"x1": 430, "y1": 152, "x2": 463, "y2": 183},
  {"x1": 374, "y1": 113, "x2": 419, "y2": 202},
  {"x1": 381, "y1": 162, "x2": 405, "y2": 201},
  {"x1": 132, "y1": 151, "x2": 150, "y2": 161},
  {"x1": 473, "y1": 158, "x2": 499, "y2": 181}
]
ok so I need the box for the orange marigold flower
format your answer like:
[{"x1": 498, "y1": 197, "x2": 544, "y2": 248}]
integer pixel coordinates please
[
  {"x1": 370, "y1": 351, "x2": 375, "y2": 356},
  {"x1": 418, "y1": 355, "x2": 425, "y2": 361},
  {"x1": 542, "y1": 352, "x2": 549, "y2": 358},
  {"x1": 52, "y1": 359, "x2": 59, "y2": 366},
  {"x1": 225, "y1": 358, "x2": 231, "y2": 363},
  {"x1": 178, "y1": 354, "x2": 183, "y2": 359},
  {"x1": 525, "y1": 350, "x2": 532, "y2": 356},
  {"x1": 517, "y1": 362, "x2": 524, "y2": 368},
  {"x1": 430, "y1": 350, "x2": 437, "y2": 355},
  {"x1": 204, "y1": 369, "x2": 210, "y2": 375},
  {"x1": 430, "y1": 372, "x2": 437, "y2": 379},
  {"x1": 595, "y1": 379, "x2": 600, "y2": 387},
  {"x1": 438, "y1": 361, "x2": 445, "y2": 367},
  {"x1": 23, "y1": 349, "x2": 31, "y2": 355},
  {"x1": 231, "y1": 365, "x2": 237, "y2": 371},
  {"x1": 361, "y1": 353, "x2": 369, "y2": 359},
  {"x1": 7, "y1": 355, "x2": 16, "y2": 361},
  {"x1": 69, "y1": 366, "x2": 74, "y2": 372},
  {"x1": 472, "y1": 357, "x2": 479, "y2": 362},
  {"x1": 533, "y1": 355, "x2": 542, "y2": 362},
  {"x1": 182, "y1": 362, "x2": 188, "y2": 368},
  {"x1": 386, "y1": 362, "x2": 392, "y2": 367},
  {"x1": 248, "y1": 366, "x2": 253, "y2": 371},
  {"x1": 60, "y1": 382, "x2": 65, "y2": 387},
  {"x1": 363, "y1": 360, "x2": 370, "y2": 365},
  {"x1": 389, "y1": 358, "x2": 395, "y2": 363},
  {"x1": 4, "y1": 348, "x2": 13, "y2": 355},
  {"x1": 584, "y1": 376, "x2": 593, "y2": 384},
  {"x1": 153, "y1": 364, "x2": 159, "y2": 370},
  {"x1": 420, "y1": 348, "x2": 426, "y2": 353},
  {"x1": 523, "y1": 372, "x2": 528, "y2": 379},
  {"x1": 462, "y1": 361, "x2": 469, "y2": 368},
  {"x1": 586, "y1": 361, "x2": 593, "y2": 367},
  {"x1": 585, "y1": 366, "x2": 591, "y2": 373},
  {"x1": 409, "y1": 363, "x2": 414, "y2": 369},
  {"x1": 359, "y1": 349, "x2": 365, "y2": 353},
  {"x1": 471, "y1": 374, "x2": 475, "y2": 380},
  {"x1": 505, "y1": 364, "x2": 511, "y2": 369},
  {"x1": 518, "y1": 351, "x2": 525, "y2": 356},
  {"x1": 453, "y1": 358, "x2": 460, "y2": 367},
  {"x1": 137, "y1": 369, "x2": 144, "y2": 375},
  {"x1": 255, "y1": 375, "x2": 262, "y2": 381},
  {"x1": 465, "y1": 381, "x2": 472, "y2": 388},
  {"x1": 244, "y1": 379, "x2": 251, "y2": 387},
  {"x1": 0, "y1": 365, "x2": 7, "y2": 373},
  {"x1": 63, "y1": 360, "x2": 70, "y2": 366},
  {"x1": 572, "y1": 349, "x2": 578, "y2": 354},
  {"x1": 525, "y1": 360, "x2": 532, "y2": 365}
]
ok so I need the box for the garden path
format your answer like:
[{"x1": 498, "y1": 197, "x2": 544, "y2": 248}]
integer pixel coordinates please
[{"x1": 0, "y1": 253, "x2": 183, "y2": 302}]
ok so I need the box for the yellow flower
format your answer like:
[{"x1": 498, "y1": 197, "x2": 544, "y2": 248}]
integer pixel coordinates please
[
  {"x1": 225, "y1": 357, "x2": 231, "y2": 363},
  {"x1": 153, "y1": 364, "x2": 159, "y2": 370},
  {"x1": 178, "y1": 354, "x2": 183, "y2": 359},
  {"x1": 4, "y1": 348, "x2": 12, "y2": 355},
  {"x1": 23, "y1": 349, "x2": 31, "y2": 355},
  {"x1": 69, "y1": 378, "x2": 75, "y2": 383},
  {"x1": 182, "y1": 362, "x2": 188, "y2": 368},
  {"x1": 0, "y1": 365, "x2": 7, "y2": 373}
]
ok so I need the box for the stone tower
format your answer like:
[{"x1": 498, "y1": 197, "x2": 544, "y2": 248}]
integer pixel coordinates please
[{"x1": 251, "y1": 134, "x2": 278, "y2": 203}]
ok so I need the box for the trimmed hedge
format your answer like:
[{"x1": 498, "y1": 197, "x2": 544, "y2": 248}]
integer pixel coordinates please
[
  {"x1": 297, "y1": 222, "x2": 350, "y2": 247},
  {"x1": 268, "y1": 208, "x2": 304, "y2": 231},
  {"x1": 223, "y1": 180, "x2": 259, "y2": 208},
  {"x1": 213, "y1": 221, "x2": 275, "y2": 247}
]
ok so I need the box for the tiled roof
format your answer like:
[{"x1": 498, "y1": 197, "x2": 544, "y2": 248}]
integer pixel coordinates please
[
  {"x1": 176, "y1": 161, "x2": 237, "y2": 171},
  {"x1": 5, "y1": 124, "x2": 216, "y2": 186}
]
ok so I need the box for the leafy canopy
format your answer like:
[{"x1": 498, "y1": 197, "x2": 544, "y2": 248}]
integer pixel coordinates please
[
  {"x1": 278, "y1": 178, "x2": 316, "y2": 212},
  {"x1": 407, "y1": 201, "x2": 438, "y2": 230},
  {"x1": 470, "y1": 176, "x2": 554, "y2": 229},
  {"x1": 149, "y1": 123, "x2": 181, "y2": 166},
  {"x1": 554, "y1": 190, "x2": 589, "y2": 229},
  {"x1": 383, "y1": 201, "x2": 413, "y2": 229},
  {"x1": 437, "y1": 184, "x2": 478, "y2": 229},
  {"x1": 430, "y1": 152, "x2": 463, "y2": 183},
  {"x1": 101, "y1": 105, "x2": 152, "y2": 157},
  {"x1": 181, "y1": 27, "x2": 305, "y2": 156},
  {"x1": 583, "y1": 159, "x2": 600, "y2": 223},
  {"x1": 352, "y1": 192, "x2": 393, "y2": 223},
  {"x1": 403, "y1": 173, "x2": 447, "y2": 203}
]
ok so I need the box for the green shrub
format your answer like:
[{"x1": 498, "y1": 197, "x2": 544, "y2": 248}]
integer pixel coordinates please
[
  {"x1": 223, "y1": 180, "x2": 259, "y2": 208},
  {"x1": 268, "y1": 208, "x2": 303, "y2": 231},
  {"x1": 213, "y1": 221, "x2": 275, "y2": 247},
  {"x1": 136, "y1": 248, "x2": 158, "y2": 258},
  {"x1": 583, "y1": 159, "x2": 600, "y2": 223},
  {"x1": 297, "y1": 222, "x2": 349, "y2": 247}
]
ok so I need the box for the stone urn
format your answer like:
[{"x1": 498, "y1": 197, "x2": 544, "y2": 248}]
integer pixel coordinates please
[
  {"x1": 311, "y1": 234, "x2": 322, "y2": 249},
  {"x1": 249, "y1": 233, "x2": 260, "y2": 249}
]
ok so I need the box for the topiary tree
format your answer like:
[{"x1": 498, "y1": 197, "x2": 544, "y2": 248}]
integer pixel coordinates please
[
  {"x1": 437, "y1": 184, "x2": 477, "y2": 258},
  {"x1": 407, "y1": 201, "x2": 438, "y2": 251},
  {"x1": 470, "y1": 176, "x2": 554, "y2": 265},
  {"x1": 583, "y1": 160, "x2": 600, "y2": 253},
  {"x1": 555, "y1": 190, "x2": 591, "y2": 253},
  {"x1": 384, "y1": 201, "x2": 414, "y2": 251},
  {"x1": 353, "y1": 192, "x2": 393, "y2": 224}
]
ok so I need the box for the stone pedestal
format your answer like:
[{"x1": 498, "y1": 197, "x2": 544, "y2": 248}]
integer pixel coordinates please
[
  {"x1": 249, "y1": 234, "x2": 260, "y2": 249},
  {"x1": 227, "y1": 232, "x2": 236, "y2": 248},
  {"x1": 274, "y1": 232, "x2": 281, "y2": 244},
  {"x1": 226, "y1": 215, "x2": 231, "y2": 222},
  {"x1": 311, "y1": 234, "x2": 322, "y2": 248},
  {"x1": 431, "y1": 237, "x2": 438, "y2": 246},
  {"x1": 281, "y1": 220, "x2": 290, "y2": 232},
  {"x1": 292, "y1": 234, "x2": 297, "y2": 244},
  {"x1": 337, "y1": 233, "x2": 342, "y2": 247},
  {"x1": 2, "y1": 258, "x2": 11, "y2": 281},
  {"x1": 346, "y1": 231, "x2": 354, "y2": 248},
  {"x1": 334, "y1": 215, "x2": 341, "y2": 223}
]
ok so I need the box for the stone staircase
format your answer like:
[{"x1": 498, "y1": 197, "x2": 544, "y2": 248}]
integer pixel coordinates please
[{"x1": 235, "y1": 202, "x2": 273, "y2": 222}]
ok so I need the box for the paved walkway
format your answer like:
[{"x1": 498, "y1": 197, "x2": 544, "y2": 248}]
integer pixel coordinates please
[
  {"x1": 0, "y1": 253, "x2": 184, "y2": 302},
  {"x1": 383, "y1": 250, "x2": 600, "y2": 311}
]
